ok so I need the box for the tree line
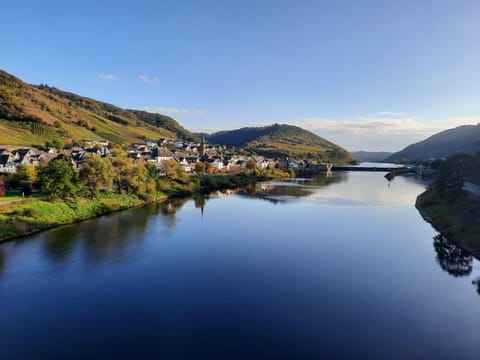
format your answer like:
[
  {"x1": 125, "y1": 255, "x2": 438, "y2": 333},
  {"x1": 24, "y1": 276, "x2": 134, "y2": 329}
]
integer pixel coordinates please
[{"x1": 0, "y1": 154, "x2": 193, "y2": 200}]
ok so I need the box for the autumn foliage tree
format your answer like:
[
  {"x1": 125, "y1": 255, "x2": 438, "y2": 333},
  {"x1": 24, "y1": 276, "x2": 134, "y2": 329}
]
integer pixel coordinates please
[
  {"x1": 109, "y1": 155, "x2": 150, "y2": 194},
  {"x1": 78, "y1": 155, "x2": 114, "y2": 198},
  {"x1": 246, "y1": 159, "x2": 259, "y2": 175},
  {"x1": 194, "y1": 161, "x2": 206, "y2": 174}
]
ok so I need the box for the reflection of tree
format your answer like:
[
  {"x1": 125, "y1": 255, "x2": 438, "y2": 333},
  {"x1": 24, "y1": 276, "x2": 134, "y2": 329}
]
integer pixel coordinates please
[
  {"x1": 193, "y1": 194, "x2": 207, "y2": 217},
  {"x1": 245, "y1": 184, "x2": 257, "y2": 196},
  {"x1": 82, "y1": 210, "x2": 149, "y2": 264},
  {"x1": 43, "y1": 226, "x2": 79, "y2": 262},
  {"x1": 472, "y1": 277, "x2": 480, "y2": 296},
  {"x1": 159, "y1": 197, "x2": 189, "y2": 228},
  {"x1": 0, "y1": 248, "x2": 6, "y2": 277},
  {"x1": 433, "y1": 234, "x2": 473, "y2": 277},
  {"x1": 43, "y1": 205, "x2": 158, "y2": 265}
]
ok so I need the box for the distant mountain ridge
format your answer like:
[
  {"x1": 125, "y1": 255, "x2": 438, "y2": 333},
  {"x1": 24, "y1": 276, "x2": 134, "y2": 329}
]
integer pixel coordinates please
[
  {"x1": 0, "y1": 69, "x2": 198, "y2": 146},
  {"x1": 207, "y1": 124, "x2": 353, "y2": 163},
  {"x1": 386, "y1": 124, "x2": 480, "y2": 162},
  {"x1": 352, "y1": 151, "x2": 392, "y2": 162}
]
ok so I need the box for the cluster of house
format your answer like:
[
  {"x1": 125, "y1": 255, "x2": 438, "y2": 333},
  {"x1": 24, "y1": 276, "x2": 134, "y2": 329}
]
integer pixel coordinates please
[{"x1": 0, "y1": 138, "x2": 302, "y2": 175}]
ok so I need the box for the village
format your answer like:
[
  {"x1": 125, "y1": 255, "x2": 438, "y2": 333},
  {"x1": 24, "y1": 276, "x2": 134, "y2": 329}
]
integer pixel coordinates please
[{"x1": 0, "y1": 137, "x2": 305, "y2": 175}]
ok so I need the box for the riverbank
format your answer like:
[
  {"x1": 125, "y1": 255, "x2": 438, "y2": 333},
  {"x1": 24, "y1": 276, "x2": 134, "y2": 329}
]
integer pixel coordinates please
[
  {"x1": 0, "y1": 192, "x2": 166, "y2": 242},
  {"x1": 416, "y1": 187, "x2": 480, "y2": 258},
  {"x1": 0, "y1": 172, "x2": 281, "y2": 243}
]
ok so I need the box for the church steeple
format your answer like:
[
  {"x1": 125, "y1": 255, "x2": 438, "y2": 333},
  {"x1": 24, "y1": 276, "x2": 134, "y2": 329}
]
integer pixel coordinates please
[{"x1": 201, "y1": 136, "x2": 206, "y2": 157}]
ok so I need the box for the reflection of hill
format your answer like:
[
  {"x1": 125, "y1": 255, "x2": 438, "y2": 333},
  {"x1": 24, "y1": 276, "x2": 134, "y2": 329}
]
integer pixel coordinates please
[
  {"x1": 433, "y1": 234, "x2": 473, "y2": 277},
  {"x1": 239, "y1": 174, "x2": 347, "y2": 204}
]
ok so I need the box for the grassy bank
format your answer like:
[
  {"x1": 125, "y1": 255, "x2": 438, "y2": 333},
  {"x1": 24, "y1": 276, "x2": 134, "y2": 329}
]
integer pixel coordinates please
[
  {"x1": 416, "y1": 187, "x2": 480, "y2": 257},
  {"x1": 0, "y1": 192, "x2": 167, "y2": 242}
]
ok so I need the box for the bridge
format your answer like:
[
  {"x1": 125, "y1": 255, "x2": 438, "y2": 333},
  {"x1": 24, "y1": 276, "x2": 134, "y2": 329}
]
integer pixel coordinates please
[
  {"x1": 306, "y1": 163, "x2": 411, "y2": 180},
  {"x1": 314, "y1": 164, "x2": 409, "y2": 172}
]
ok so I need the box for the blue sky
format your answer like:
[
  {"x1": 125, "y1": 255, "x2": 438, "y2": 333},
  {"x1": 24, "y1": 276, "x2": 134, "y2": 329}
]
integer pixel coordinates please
[{"x1": 2, "y1": 0, "x2": 479, "y2": 151}]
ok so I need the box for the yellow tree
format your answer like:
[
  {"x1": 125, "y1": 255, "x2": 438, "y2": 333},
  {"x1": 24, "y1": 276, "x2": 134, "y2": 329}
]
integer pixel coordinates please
[{"x1": 78, "y1": 155, "x2": 114, "y2": 197}]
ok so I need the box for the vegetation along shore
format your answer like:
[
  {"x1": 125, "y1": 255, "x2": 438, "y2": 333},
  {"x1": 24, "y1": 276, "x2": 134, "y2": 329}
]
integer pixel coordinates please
[
  {"x1": 416, "y1": 152, "x2": 480, "y2": 258},
  {"x1": 0, "y1": 151, "x2": 290, "y2": 243}
]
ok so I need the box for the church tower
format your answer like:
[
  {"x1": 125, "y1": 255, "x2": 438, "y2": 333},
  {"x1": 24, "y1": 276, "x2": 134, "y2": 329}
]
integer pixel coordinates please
[{"x1": 201, "y1": 136, "x2": 206, "y2": 157}]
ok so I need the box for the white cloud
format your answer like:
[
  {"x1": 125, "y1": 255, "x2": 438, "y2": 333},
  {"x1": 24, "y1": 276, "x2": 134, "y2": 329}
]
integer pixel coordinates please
[
  {"x1": 190, "y1": 127, "x2": 223, "y2": 134},
  {"x1": 296, "y1": 116, "x2": 480, "y2": 152},
  {"x1": 97, "y1": 73, "x2": 115, "y2": 80},
  {"x1": 138, "y1": 75, "x2": 159, "y2": 84},
  {"x1": 144, "y1": 106, "x2": 206, "y2": 115},
  {"x1": 376, "y1": 111, "x2": 406, "y2": 117}
]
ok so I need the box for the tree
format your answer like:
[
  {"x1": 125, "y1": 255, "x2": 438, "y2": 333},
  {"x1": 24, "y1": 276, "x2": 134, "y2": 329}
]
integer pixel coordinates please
[
  {"x1": 109, "y1": 155, "x2": 133, "y2": 194},
  {"x1": 78, "y1": 155, "x2": 114, "y2": 197},
  {"x1": 161, "y1": 159, "x2": 181, "y2": 180},
  {"x1": 246, "y1": 159, "x2": 259, "y2": 175},
  {"x1": 160, "y1": 159, "x2": 189, "y2": 184},
  {"x1": 37, "y1": 158, "x2": 77, "y2": 199},
  {"x1": 194, "y1": 161, "x2": 206, "y2": 174},
  {"x1": 9, "y1": 164, "x2": 36, "y2": 188},
  {"x1": 205, "y1": 161, "x2": 213, "y2": 174},
  {"x1": 109, "y1": 155, "x2": 148, "y2": 194},
  {"x1": 0, "y1": 176, "x2": 5, "y2": 196},
  {"x1": 145, "y1": 163, "x2": 159, "y2": 181},
  {"x1": 122, "y1": 164, "x2": 148, "y2": 193},
  {"x1": 436, "y1": 153, "x2": 468, "y2": 198}
]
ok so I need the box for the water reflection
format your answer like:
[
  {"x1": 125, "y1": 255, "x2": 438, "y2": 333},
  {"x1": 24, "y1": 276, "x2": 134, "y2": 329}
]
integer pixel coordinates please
[
  {"x1": 472, "y1": 277, "x2": 480, "y2": 296},
  {"x1": 0, "y1": 248, "x2": 6, "y2": 278},
  {"x1": 433, "y1": 234, "x2": 473, "y2": 277},
  {"x1": 43, "y1": 226, "x2": 80, "y2": 262},
  {"x1": 240, "y1": 173, "x2": 348, "y2": 204},
  {"x1": 158, "y1": 197, "x2": 189, "y2": 228},
  {"x1": 42, "y1": 208, "x2": 152, "y2": 265}
]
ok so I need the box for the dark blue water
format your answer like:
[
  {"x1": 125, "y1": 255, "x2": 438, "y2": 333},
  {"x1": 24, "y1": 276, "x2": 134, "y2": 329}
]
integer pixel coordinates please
[{"x1": 1, "y1": 172, "x2": 479, "y2": 359}]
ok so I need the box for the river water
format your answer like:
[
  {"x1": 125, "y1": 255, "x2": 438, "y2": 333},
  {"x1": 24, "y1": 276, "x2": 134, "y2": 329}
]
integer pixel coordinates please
[{"x1": 0, "y1": 172, "x2": 479, "y2": 359}]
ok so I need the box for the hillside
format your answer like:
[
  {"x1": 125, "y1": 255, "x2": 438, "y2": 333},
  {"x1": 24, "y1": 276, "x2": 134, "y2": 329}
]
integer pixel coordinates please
[
  {"x1": 352, "y1": 151, "x2": 392, "y2": 162},
  {"x1": 208, "y1": 124, "x2": 353, "y2": 163},
  {"x1": 386, "y1": 124, "x2": 480, "y2": 162},
  {"x1": 0, "y1": 70, "x2": 198, "y2": 146}
]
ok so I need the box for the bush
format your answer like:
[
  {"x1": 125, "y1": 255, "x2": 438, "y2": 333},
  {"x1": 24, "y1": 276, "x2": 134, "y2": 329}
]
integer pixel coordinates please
[{"x1": 101, "y1": 199, "x2": 121, "y2": 212}]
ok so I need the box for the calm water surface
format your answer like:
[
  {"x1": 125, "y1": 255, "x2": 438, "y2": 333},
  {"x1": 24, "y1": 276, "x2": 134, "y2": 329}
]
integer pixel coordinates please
[{"x1": 1, "y1": 172, "x2": 479, "y2": 359}]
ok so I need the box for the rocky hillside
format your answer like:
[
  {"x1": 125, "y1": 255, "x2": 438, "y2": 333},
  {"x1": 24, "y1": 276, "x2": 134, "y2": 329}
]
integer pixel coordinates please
[{"x1": 0, "y1": 70, "x2": 198, "y2": 146}]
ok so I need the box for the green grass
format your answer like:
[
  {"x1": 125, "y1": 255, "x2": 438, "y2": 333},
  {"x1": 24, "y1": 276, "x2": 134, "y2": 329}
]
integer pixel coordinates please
[{"x1": 0, "y1": 191, "x2": 167, "y2": 241}]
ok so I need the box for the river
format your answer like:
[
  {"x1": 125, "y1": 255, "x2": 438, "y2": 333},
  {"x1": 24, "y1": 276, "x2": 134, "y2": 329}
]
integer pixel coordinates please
[{"x1": 0, "y1": 172, "x2": 479, "y2": 359}]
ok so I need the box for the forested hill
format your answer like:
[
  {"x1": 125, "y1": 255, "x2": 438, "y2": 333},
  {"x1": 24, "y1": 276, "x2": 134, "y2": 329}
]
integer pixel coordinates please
[
  {"x1": 0, "y1": 70, "x2": 198, "y2": 146},
  {"x1": 351, "y1": 151, "x2": 392, "y2": 162},
  {"x1": 386, "y1": 124, "x2": 480, "y2": 162},
  {"x1": 208, "y1": 124, "x2": 354, "y2": 163}
]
